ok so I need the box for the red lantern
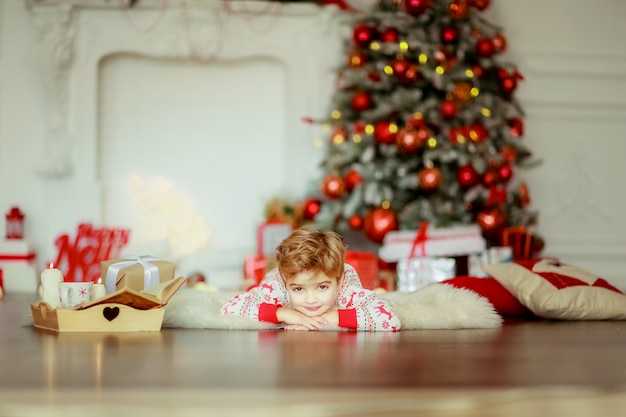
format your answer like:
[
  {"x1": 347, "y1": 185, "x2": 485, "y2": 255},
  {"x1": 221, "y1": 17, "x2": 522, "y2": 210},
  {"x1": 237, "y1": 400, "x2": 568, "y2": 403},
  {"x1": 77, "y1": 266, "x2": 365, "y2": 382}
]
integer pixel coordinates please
[
  {"x1": 301, "y1": 199, "x2": 321, "y2": 221},
  {"x1": 5, "y1": 206, "x2": 25, "y2": 240},
  {"x1": 457, "y1": 164, "x2": 480, "y2": 188},
  {"x1": 352, "y1": 24, "x2": 376, "y2": 48},
  {"x1": 373, "y1": 121, "x2": 397, "y2": 145},
  {"x1": 403, "y1": 0, "x2": 433, "y2": 16},
  {"x1": 363, "y1": 207, "x2": 399, "y2": 244},
  {"x1": 351, "y1": 91, "x2": 373, "y2": 112},
  {"x1": 322, "y1": 175, "x2": 346, "y2": 200}
]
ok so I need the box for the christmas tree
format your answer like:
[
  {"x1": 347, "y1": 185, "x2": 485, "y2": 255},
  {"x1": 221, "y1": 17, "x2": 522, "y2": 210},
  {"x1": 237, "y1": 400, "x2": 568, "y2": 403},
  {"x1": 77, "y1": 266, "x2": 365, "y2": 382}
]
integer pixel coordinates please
[{"x1": 298, "y1": 0, "x2": 542, "y2": 252}]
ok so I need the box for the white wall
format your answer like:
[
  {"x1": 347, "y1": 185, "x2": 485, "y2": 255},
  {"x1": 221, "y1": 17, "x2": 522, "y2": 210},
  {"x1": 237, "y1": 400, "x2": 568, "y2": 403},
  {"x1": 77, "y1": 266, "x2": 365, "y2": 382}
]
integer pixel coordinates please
[{"x1": 1, "y1": 0, "x2": 626, "y2": 289}]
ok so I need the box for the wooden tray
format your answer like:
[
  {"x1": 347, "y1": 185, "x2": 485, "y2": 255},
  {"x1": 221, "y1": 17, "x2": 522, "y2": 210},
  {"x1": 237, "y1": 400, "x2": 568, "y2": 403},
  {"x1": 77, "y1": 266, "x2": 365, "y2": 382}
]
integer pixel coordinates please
[{"x1": 30, "y1": 302, "x2": 165, "y2": 333}]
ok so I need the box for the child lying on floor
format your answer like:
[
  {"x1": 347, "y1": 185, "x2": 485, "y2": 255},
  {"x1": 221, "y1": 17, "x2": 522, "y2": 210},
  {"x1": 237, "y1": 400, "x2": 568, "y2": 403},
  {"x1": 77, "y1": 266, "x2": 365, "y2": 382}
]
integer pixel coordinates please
[{"x1": 221, "y1": 226, "x2": 401, "y2": 331}]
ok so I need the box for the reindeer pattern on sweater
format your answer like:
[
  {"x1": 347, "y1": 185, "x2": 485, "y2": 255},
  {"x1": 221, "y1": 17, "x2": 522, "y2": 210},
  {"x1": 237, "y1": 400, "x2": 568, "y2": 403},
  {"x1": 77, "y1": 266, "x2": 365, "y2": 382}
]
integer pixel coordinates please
[{"x1": 221, "y1": 264, "x2": 401, "y2": 332}]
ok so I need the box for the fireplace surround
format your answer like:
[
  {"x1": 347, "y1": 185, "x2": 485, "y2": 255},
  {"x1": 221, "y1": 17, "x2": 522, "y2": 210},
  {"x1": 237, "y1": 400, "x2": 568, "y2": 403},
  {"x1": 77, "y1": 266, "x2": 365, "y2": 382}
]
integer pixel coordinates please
[{"x1": 26, "y1": 0, "x2": 345, "y2": 284}]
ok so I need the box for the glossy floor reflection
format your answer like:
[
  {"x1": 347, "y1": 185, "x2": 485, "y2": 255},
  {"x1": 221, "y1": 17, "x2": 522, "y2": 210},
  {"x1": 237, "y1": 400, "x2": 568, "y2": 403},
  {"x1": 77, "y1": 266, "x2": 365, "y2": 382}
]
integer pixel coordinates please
[{"x1": 2, "y1": 294, "x2": 626, "y2": 415}]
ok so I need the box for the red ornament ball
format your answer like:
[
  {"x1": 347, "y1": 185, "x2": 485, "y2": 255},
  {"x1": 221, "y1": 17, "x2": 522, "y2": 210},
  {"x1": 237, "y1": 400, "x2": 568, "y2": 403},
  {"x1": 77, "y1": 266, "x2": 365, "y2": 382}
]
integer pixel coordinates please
[
  {"x1": 476, "y1": 207, "x2": 506, "y2": 233},
  {"x1": 373, "y1": 121, "x2": 397, "y2": 145},
  {"x1": 348, "y1": 214, "x2": 364, "y2": 230},
  {"x1": 499, "y1": 76, "x2": 518, "y2": 95},
  {"x1": 509, "y1": 117, "x2": 524, "y2": 137},
  {"x1": 498, "y1": 163, "x2": 514, "y2": 183},
  {"x1": 418, "y1": 166, "x2": 442, "y2": 192},
  {"x1": 321, "y1": 175, "x2": 346, "y2": 200},
  {"x1": 440, "y1": 99, "x2": 457, "y2": 119},
  {"x1": 367, "y1": 72, "x2": 381, "y2": 82},
  {"x1": 471, "y1": 0, "x2": 491, "y2": 11},
  {"x1": 344, "y1": 169, "x2": 363, "y2": 192},
  {"x1": 457, "y1": 164, "x2": 480, "y2": 188},
  {"x1": 352, "y1": 24, "x2": 376, "y2": 48},
  {"x1": 363, "y1": 207, "x2": 399, "y2": 244},
  {"x1": 472, "y1": 64, "x2": 485, "y2": 78},
  {"x1": 381, "y1": 27, "x2": 399, "y2": 43},
  {"x1": 492, "y1": 33, "x2": 508, "y2": 53},
  {"x1": 403, "y1": 0, "x2": 433, "y2": 16},
  {"x1": 449, "y1": 0, "x2": 469, "y2": 19},
  {"x1": 391, "y1": 59, "x2": 419, "y2": 85},
  {"x1": 476, "y1": 38, "x2": 495, "y2": 57},
  {"x1": 301, "y1": 198, "x2": 321, "y2": 221},
  {"x1": 501, "y1": 145, "x2": 518, "y2": 164},
  {"x1": 351, "y1": 91, "x2": 373, "y2": 112},
  {"x1": 441, "y1": 26, "x2": 460, "y2": 44},
  {"x1": 396, "y1": 128, "x2": 426, "y2": 153},
  {"x1": 468, "y1": 124, "x2": 488, "y2": 142},
  {"x1": 482, "y1": 170, "x2": 499, "y2": 187}
]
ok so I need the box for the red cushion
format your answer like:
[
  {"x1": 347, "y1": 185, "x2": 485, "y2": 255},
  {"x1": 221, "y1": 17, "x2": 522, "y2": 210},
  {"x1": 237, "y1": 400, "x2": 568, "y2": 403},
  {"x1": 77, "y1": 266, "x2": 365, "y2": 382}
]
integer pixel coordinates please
[{"x1": 441, "y1": 276, "x2": 533, "y2": 317}]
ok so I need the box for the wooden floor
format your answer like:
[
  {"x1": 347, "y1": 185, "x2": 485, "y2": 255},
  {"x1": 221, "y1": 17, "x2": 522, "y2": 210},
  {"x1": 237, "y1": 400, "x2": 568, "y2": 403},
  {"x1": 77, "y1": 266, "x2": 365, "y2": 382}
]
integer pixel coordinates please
[{"x1": 2, "y1": 293, "x2": 626, "y2": 416}]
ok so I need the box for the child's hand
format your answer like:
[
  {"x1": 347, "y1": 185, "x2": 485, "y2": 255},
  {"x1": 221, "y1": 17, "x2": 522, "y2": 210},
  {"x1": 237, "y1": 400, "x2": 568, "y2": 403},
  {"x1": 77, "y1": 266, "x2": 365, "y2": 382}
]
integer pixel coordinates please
[
  {"x1": 321, "y1": 310, "x2": 339, "y2": 326},
  {"x1": 277, "y1": 307, "x2": 327, "y2": 330},
  {"x1": 283, "y1": 324, "x2": 312, "y2": 331}
]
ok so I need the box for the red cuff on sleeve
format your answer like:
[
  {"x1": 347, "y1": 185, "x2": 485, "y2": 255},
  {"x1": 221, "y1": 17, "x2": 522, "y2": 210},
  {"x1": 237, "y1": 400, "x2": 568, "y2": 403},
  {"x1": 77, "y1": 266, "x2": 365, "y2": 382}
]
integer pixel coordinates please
[
  {"x1": 338, "y1": 308, "x2": 358, "y2": 329},
  {"x1": 258, "y1": 303, "x2": 281, "y2": 324}
]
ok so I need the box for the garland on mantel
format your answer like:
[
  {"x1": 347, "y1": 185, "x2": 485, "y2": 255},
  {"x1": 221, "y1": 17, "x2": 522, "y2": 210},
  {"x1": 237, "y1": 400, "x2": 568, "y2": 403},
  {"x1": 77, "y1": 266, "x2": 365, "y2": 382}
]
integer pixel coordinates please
[{"x1": 128, "y1": 0, "x2": 359, "y2": 12}]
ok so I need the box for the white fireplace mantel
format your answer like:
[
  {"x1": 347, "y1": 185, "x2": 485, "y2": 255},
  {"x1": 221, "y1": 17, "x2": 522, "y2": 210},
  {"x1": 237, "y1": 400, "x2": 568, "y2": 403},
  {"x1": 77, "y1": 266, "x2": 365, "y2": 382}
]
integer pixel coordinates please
[
  {"x1": 26, "y1": 0, "x2": 346, "y2": 180},
  {"x1": 25, "y1": 0, "x2": 348, "y2": 282}
]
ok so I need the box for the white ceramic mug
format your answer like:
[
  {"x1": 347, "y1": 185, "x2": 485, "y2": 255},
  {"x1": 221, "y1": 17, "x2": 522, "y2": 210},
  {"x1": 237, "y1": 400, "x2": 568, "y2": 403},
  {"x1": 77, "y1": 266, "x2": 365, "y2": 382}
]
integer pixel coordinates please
[{"x1": 59, "y1": 282, "x2": 93, "y2": 308}]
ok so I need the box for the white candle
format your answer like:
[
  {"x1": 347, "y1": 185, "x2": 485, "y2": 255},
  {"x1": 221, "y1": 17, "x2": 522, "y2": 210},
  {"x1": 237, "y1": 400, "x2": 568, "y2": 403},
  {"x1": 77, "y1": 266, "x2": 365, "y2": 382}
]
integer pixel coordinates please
[
  {"x1": 92, "y1": 278, "x2": 106, "y2": 301},
  {"x1": 40, "y1": 264, "x2": 63, "y2": 308}
]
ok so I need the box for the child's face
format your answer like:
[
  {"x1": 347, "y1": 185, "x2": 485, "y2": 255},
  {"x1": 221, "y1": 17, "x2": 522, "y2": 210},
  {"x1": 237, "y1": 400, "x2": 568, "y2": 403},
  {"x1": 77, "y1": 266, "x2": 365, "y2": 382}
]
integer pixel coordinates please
[{"x1": 285, "y1": 270, "x2": 339, "y2": 317}]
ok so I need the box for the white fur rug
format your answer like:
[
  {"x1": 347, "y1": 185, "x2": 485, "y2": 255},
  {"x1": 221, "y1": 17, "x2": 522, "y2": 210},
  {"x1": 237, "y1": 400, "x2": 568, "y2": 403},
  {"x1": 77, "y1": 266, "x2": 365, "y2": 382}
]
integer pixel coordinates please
[{"x1": 163, "y1": 284, "x2": 502, "y2": 330}]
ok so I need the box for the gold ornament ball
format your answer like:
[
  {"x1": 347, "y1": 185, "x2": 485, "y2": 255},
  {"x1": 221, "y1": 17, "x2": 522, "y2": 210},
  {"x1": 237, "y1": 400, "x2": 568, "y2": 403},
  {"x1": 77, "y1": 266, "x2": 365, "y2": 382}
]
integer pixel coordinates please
[
  {"x1": 418, "y1": 166, "x2": 443, "y2": 192},
  {"x1": 322, "y1": 175, "x2": 346, "y2": 200},
  {"x1": 453, "y1": 82, "x2": 473, "y2": 105}
]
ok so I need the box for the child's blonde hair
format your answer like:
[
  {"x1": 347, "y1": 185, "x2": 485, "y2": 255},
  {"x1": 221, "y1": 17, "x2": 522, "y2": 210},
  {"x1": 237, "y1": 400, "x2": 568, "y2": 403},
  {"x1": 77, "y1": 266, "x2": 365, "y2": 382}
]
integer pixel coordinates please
[{"x1": 275, "y1": 226, "x2": 347, "y2": 282}]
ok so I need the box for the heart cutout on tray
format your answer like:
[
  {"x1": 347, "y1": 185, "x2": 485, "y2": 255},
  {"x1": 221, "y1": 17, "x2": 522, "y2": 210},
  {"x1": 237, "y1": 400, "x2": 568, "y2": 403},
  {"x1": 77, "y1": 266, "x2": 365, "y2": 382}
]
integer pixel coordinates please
[{"x1": 103, "y1": 306, "x2": 120, "y2": 322}]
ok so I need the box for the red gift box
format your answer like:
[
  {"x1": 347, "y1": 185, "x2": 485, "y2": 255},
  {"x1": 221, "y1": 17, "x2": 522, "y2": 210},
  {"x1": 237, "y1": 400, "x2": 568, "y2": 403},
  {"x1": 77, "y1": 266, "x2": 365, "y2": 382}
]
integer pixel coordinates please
[
  {"x1": 243, "y1": 254, "x2": 277, "y2": 285},
  {"x1": 345, "y1": 251, "x2": 378, "y2": 290},
  {"x1": 256, "y1": 221, "x2": 292, "y2": 258}
]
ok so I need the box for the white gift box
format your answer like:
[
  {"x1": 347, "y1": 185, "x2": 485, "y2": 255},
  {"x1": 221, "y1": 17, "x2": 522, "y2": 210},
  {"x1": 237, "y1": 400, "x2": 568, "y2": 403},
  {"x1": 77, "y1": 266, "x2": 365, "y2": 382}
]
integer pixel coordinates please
[
  {"x1": 0, "y1": 239, "x2": 38, "y2": 294},
  {"x1": 468, "y1": 246, "x2": 513, "y2": 278},
  {"x1": 396, "y1": 257, "x2": 456, "y2": 292},
  {"x1": 378, "y1": 224, "x2": 486, "y2": 262}
]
